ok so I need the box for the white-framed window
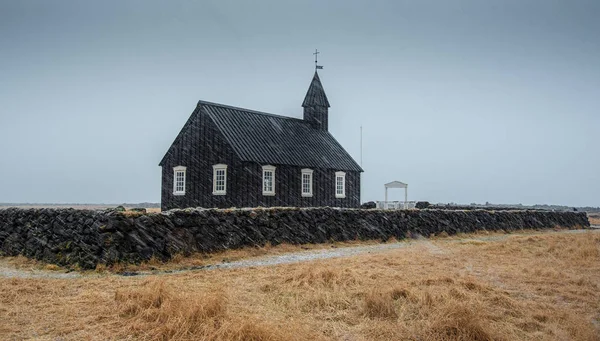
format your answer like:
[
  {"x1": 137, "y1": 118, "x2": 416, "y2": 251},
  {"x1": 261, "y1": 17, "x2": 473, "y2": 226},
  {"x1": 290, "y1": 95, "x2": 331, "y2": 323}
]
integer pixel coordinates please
[
  {"x1": 262, "y1": 165, "x2": 276, "y2": 196},
  {"x1": 173, "y1": 166, "x2": 186, "y2": 195},
  {"x1": 301, "y1": 168, "x2": 313, "y2": 197},
  {"x1": 212, "y1": 164, "x2": 227, "y2": 195},
  {"x1": 335, "y1": 171, "x2": 346, "y2": 198}
]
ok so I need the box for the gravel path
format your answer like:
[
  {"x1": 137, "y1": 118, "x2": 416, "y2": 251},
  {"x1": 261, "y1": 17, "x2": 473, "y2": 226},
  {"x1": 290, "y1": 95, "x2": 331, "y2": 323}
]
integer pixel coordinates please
[
  {"x1": 1, "y1": 228, "x2": 598, "y2": 279},
  {"x1": 0, "y1": 266, "x2": 82, "y2": 279}
]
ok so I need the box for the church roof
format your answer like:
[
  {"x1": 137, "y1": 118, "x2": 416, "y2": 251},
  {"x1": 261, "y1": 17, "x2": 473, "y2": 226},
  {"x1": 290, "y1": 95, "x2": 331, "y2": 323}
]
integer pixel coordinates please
[
  {"x1": 160, "y1": 100, "x2": 362, "y2": 172},
  {"x1": 302, "y1": 71, "x2": 330, "y2": 108},
  {"x1": 203, "y1": 101, "x2": 361, "y2": 171}
]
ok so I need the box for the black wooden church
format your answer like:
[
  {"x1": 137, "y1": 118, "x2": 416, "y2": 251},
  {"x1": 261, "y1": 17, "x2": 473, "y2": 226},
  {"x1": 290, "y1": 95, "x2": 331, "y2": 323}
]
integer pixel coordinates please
[{"x1": 159, "y1": 71, "x2": 363, "y2": 210}]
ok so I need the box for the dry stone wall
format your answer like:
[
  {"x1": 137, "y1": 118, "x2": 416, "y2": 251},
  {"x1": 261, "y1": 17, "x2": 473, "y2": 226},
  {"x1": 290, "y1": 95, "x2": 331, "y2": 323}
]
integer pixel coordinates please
[{"x1": 0, "y1": 207, "x2": 590, "y2": 269}]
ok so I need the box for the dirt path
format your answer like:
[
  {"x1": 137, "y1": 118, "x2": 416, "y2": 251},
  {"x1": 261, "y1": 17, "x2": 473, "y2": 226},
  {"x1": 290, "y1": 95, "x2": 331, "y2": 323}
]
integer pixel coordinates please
[
  {"x1": 1, "y1": 228, "x2": 598, "y2": 279},
  {"x1": 0, "y1": 265, "x2": 82, "y2": 279}
]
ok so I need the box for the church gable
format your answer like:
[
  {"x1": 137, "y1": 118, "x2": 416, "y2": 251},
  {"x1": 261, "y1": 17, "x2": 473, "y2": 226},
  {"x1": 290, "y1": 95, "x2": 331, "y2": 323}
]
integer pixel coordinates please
[
  {"x1": 158, "y1": 106, "x2": 201, "y2": 167},
  {"x1": 159, "y1": 104, "x2": 239, "y2": 168}
]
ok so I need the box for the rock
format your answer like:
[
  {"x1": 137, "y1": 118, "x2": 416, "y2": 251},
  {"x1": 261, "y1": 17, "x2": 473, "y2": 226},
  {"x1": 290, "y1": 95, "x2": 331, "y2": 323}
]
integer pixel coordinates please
[
  {"x1": 360, "y1": 201, "x2": 376, "y2": 209},
  {"x1": 415, "y1": 201, "x2": 431, "y2": 209}
]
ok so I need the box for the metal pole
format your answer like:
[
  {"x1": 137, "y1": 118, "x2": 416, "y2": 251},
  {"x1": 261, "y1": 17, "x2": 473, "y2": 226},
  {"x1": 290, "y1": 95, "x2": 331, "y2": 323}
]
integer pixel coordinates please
[
  {"x1": 360, "y1": 126, "x2": 363, "y2": 167},
  {"x1": 360, "y1": 126, "x2": 363, "y2": 205}
]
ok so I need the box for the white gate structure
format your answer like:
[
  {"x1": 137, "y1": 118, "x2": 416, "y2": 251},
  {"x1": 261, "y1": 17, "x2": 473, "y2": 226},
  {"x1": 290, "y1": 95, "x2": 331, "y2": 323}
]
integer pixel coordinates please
[{"x1": 376, "y1": 181, "x2": 413, "y2": 209}]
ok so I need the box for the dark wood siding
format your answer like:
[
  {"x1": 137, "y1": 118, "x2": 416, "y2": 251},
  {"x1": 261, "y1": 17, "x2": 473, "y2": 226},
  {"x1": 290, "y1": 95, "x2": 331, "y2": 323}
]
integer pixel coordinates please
[
  {"x1": 163, "y1": 162, "x2": 360, "y2": 209},
  {"x1": 223, "y1": 163, "x2": 359, "y2": 208}
]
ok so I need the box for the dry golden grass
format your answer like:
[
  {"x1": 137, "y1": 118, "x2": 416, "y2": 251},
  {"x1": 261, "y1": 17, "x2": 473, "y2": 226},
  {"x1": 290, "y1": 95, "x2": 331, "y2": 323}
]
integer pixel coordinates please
[
  {"x1": 1, "y1": 230, "x2": 599, "y2": 341},
  {"x1": 113, "y1": 280, "x2": 302, "y2": 341},
  {"x1": 588, "y1": 213, "x2": 600, "y2": 225}
]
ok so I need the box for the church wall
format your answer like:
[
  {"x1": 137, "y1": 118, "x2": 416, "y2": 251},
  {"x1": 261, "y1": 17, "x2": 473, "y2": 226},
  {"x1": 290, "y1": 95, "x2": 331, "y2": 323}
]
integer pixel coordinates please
[
  {"x1": 164, "y1": 158, "x2": 361, "y2": 209},
  {"x1": 231, "y1": 164, "x2": 360, "y2": 208}
]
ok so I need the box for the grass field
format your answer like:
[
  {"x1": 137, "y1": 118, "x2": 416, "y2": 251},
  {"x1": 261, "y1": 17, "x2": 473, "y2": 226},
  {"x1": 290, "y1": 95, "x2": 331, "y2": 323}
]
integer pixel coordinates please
[
  {"x1": 1, "y1": 229, "x2": 599, "y2": 341},
  {"x1": 588, "y1": 213, "x2": 600, "y2": 225}
]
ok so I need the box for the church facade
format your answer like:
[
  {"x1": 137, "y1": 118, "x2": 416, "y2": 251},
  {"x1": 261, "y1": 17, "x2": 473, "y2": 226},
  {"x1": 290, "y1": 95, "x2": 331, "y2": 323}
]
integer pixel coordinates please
[{"x1": 159, "y1": 72, "x2": 363, "y2": 210}]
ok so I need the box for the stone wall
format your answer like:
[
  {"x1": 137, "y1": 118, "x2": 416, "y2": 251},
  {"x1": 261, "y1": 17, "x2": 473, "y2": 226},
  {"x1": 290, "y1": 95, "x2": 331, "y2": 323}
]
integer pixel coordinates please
[
  {"x1": 428, "y1": 205, "x2": 580, "y2": 211},
  {"x1": 0, "y1": 207, "x2": 590, "y2": 269}
]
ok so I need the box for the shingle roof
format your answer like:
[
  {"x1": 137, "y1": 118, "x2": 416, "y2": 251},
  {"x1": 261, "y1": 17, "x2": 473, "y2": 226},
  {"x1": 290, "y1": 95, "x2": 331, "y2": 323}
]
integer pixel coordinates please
[
  {"x1": 302, "y1": 72, "x2": 330, "y2": 108},
  {"x1": 201, "y1": 101, "x2": 362, "y2": 172}
]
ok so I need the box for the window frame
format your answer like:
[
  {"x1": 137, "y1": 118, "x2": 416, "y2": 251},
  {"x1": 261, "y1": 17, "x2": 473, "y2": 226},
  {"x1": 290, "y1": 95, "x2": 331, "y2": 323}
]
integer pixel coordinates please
[
  {"x1": 212, "y1": 164, "x2": 228, "y2": 195},
  {"x1": 335, "y1": 171, "x2": 346, "y2": 198},
  {"x1": 173, "y1": 166, "x2": 187, "y2": 196},
  {"x1": 262, "y1": 165, "x2": 276, "y2": 196},
  {"x1": 301, "y1": 168, "x2": 313, "y2": 197}
]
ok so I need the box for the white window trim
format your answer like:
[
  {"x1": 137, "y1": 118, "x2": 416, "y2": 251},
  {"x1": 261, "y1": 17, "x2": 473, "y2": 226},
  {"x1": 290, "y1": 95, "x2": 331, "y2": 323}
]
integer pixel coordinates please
[
  {"x1": 301, "y1": 168, "x2": 313, "y2": 197},
  {"x1": 173, "y1": 166, "x2": 187, "y2": 196},
  {"x1": 335, "y1": 171, "x2": 346, "y2": 198},
  {"x1": 262, "y1": 165, "x2": 276, "y2": 196},
  {"x1": 212, "y1": 164, "x2": 228, "y2": 195}
]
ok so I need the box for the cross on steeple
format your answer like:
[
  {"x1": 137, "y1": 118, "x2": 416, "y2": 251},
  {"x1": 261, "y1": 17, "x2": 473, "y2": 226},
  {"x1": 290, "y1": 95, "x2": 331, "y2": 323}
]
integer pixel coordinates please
[{"x1": 314, "y1": 49, "x2": 323, "y2": 70}]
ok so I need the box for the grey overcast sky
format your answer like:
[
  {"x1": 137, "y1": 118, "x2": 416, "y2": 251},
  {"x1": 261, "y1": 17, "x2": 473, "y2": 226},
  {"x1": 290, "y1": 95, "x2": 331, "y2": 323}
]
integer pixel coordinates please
[{"x1": 0, "y1": 0, "x2": 598, "y2": 206}]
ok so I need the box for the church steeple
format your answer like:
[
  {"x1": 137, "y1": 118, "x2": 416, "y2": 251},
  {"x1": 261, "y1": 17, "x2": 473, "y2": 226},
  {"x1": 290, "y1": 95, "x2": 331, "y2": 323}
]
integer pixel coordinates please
[{"x1": 302, "y1": 71, "x2": 330, "y2": 131}]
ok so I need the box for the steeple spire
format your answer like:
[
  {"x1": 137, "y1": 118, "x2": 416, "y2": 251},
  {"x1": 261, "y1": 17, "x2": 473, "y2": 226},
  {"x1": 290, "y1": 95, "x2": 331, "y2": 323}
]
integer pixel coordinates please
[
  {"x1": 302, "y1": 70, "x2": 330, "y2": 131},
  {"x1": 302, "y1": 71, "x2": 330, "y2": 108}
]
